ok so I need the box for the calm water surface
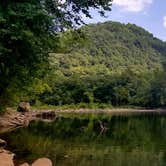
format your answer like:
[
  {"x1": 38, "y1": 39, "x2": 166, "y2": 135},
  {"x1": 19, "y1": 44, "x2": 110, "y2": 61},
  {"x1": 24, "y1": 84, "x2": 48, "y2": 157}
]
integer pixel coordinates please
[{"x1": 2, "y1": 112, "x2": 166, "y2": 166}]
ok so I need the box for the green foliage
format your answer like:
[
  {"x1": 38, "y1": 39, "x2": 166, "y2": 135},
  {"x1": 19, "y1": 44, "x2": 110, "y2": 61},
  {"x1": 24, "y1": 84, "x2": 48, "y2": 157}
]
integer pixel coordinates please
[
  {"x1": 0, "y1": 0, "x2": 53, "y2": 107},
  {"x1": 0, "y1": 0, "x2": 113, "y2": 108},
  {"x1": 2, "y1": 5, "x2": 166, "y2": 109},
  {"x1": 147, "y1": 71, "x2": 166, "y2": 107}
]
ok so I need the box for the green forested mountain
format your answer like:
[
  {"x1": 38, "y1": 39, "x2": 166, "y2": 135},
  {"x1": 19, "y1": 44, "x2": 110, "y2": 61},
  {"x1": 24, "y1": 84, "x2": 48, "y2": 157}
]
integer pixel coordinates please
[
  {"x1": 82, "y1": 22, "x2": 166, "y2": 72},
  {"x1": 38, "y1": 22, "x2": 166, "y2": 108},
  {"x1": 7, "y1": 21, "x2": 166, "y2": 108},
  {"x1": 53, "y1": 21, "x2": 166, "y2": 74}
]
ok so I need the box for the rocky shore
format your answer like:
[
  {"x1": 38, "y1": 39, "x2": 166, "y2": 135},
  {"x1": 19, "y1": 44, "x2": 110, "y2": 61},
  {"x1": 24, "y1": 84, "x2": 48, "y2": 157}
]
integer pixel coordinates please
[
  {"x1": 0, "y1": 109, "x2": 57, "y2": 166},
  {"x1": 0, "y1": 140, "x2": 52, "y2": 166},
  {"x1": 0, "y1": 109, "x2": 57, "y2": 134},
  {"x1": 1, "y1": 107, "x2": 165, "y2": 135}
]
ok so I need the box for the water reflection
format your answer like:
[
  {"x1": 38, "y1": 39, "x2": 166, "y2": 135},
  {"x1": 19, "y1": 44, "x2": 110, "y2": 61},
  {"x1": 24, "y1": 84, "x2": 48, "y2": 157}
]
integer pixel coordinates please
[{"x1": 2, "y1": 113, "x2": 166, "y2": 166}]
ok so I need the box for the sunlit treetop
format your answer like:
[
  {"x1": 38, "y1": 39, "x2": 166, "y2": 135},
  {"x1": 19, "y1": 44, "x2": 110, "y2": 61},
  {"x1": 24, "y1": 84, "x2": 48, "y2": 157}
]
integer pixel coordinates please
[
  {"x1": 44, "y1": 0, "x2": 113, "y2": 31},
  {"x1": 0, "y1": 0, "x2": 112, "y2": 31}
]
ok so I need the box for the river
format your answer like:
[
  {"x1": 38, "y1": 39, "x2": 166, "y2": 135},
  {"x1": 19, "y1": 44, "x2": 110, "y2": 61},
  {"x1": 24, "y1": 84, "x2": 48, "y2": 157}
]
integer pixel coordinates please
[{"x1": 2, "y1": 112, "x2": 166, "y2": 166}]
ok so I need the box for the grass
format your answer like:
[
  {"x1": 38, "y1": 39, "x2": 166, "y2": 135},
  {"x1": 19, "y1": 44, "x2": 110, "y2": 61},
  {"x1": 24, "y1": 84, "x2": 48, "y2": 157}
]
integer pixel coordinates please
[{"x1": 31, "y1": 103, "x2": 113, "y2": 110}]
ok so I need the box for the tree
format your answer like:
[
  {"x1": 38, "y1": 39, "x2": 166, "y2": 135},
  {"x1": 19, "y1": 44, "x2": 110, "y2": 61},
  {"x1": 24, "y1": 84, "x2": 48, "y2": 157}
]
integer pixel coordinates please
[{"x1": 0, "y1": 0, "x2": 113, "y2": 108}]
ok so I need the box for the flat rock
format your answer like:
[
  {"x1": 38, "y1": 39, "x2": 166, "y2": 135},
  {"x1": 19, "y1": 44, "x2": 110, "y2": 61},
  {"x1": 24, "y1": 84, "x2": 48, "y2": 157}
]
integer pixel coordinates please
[{"x1": 32, "y1": 158, "x2": 52, "y2": 166}]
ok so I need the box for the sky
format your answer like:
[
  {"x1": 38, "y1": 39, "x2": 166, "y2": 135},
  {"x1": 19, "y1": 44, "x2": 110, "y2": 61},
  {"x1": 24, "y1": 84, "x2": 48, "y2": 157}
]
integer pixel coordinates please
[{"x1": 83, "y1": 0, "x2": 166, "y2": 41}]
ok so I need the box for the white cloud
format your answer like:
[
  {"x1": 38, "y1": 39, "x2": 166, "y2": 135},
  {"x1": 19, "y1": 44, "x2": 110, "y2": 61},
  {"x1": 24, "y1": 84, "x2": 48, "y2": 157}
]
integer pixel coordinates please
[
  {"x1": 113, "y1": 0, "x2": 153, "y2": 12},
  {"x1": 163, "y1": 16, "x2": 166, "y2": 28}
]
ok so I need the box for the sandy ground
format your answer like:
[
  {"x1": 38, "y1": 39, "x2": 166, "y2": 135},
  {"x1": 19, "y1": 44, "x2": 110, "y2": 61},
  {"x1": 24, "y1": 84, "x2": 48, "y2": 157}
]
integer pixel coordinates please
[{"x1": 52, "y1": 108, "x2": 166, "y2": 114}]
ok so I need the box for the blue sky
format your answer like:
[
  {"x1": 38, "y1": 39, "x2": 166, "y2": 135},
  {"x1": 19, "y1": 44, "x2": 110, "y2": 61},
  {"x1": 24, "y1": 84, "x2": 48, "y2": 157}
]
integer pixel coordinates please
[{"x1": 83, "y1": 0, "x2": 166, "y2": 41}]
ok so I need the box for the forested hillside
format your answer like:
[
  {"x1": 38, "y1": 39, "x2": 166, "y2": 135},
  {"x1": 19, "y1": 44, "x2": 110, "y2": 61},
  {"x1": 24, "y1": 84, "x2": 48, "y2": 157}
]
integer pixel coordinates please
[
  {"x1": 37, "y1": 22, "x2": 166, "y2": 108},
  {"x1": 50, "y1": 22, "x2": 166, "y2": 73}
]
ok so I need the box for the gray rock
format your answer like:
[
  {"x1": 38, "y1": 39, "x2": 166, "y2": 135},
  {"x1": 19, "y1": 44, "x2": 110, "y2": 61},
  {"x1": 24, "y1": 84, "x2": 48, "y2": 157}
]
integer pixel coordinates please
[{"x1": 17, "y1": 102, "x2": 30, "y2": 112}]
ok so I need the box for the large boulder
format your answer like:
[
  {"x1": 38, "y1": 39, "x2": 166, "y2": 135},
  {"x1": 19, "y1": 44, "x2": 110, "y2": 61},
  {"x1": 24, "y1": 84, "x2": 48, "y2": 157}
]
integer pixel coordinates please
[
  {"x1": 32, "y1": 158, "x2": 52, "y2": 166},
  {"x1": 17, "y1": 102, "x2": 30, "y2": 112},
  {"x1": 0, "y1": 150, "x2": 14, "y2": 166}
]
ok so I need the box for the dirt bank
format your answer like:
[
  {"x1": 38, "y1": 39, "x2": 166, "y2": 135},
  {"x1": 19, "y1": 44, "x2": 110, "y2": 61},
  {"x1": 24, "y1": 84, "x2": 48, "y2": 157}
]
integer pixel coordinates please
[{"x1": 1, "y1": 108, "x2": 165, "y2": 134}]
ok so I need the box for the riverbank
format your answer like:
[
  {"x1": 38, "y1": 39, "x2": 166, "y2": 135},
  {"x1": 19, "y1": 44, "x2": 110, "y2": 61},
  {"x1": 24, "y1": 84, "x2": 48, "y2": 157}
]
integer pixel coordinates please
[
  {"x1": 0, "y1": 109, "x2": 57, "y2": 134},
  {"x1": 1, "y1": 108, "x2": 166, "y2": 134}
]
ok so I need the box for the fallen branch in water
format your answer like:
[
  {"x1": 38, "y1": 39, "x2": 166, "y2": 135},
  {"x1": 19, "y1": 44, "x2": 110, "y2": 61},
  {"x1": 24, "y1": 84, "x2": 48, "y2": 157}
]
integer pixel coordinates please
[{"x1": 98, "y1": 120, "x2": 109, "y2": 135}]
